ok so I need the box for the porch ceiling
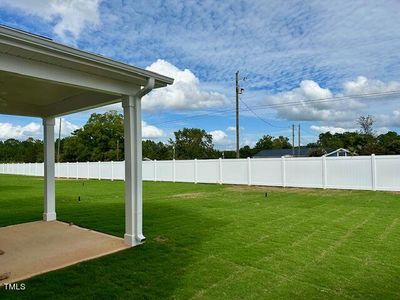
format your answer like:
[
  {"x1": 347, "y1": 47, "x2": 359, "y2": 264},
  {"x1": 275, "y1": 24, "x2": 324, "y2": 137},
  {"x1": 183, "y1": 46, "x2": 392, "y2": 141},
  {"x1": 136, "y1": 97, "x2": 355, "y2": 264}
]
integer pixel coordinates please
[{"x1": 0, "y1": 70, "x2": 119, "y2": 117}]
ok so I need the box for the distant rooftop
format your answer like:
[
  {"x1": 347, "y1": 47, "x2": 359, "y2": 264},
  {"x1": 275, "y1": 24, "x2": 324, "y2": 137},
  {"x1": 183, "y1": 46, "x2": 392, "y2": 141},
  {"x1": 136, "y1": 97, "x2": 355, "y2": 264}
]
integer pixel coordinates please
[{"x1": 253, "y1": 147, "x2": 314, "y2": 158}]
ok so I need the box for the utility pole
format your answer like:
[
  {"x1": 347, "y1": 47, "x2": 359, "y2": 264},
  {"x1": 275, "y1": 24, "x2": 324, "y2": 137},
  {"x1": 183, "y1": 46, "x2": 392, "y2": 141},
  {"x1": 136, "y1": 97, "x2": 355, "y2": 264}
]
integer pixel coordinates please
[
  {"x1": 298, "y1": 124, "x2": 301, "y2": 156},
  {"x1": 57, "y1": 118, "x2": 62, "y2": 163},
  {"x1": 292, "y1": 124, "x2": 295, "y2": 156},
  {"x1": 235, "y1": 71, "x2": 240, "y2": 158},
  {"x1": 116, "y1": 140, "x2": 119, "y2": 161}
]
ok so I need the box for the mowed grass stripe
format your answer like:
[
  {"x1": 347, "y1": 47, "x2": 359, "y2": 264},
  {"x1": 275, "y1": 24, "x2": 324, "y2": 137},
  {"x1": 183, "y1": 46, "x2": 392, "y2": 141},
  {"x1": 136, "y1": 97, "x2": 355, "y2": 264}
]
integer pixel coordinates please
[
  {"x1": 0, "y1": 175, "x2": 399, "y2": 299},
  {"x1": 190, "y1": 207, "x2": 374, "y2": 298}
]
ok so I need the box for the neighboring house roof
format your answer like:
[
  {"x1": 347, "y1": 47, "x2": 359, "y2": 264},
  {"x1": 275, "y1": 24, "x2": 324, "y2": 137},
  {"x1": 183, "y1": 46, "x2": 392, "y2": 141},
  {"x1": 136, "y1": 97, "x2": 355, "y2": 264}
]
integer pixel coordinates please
[
  {"x1": 324, "y1": 148, "x2": 353, "y2": 157},
  {"x1": 253, "y1": 147, "x2": 315, "y2": 158}
]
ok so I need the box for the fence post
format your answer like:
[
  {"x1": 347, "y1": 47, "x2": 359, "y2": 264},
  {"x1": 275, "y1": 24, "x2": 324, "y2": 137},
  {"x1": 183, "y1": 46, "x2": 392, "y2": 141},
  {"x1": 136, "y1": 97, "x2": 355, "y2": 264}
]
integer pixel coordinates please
[
  {"x1": 173, "y1": 159, "x2": 176, "y2": 182},
  {"x1": 111, "y1": 161, "x2": 114, "y2": 181},
  {"x1": 98, "y1": 161, "x2": 101, "y2": 180},
  {"x1": 247, "y1": 157, "x2": 251, "y2": 186},
  {"x1": 66, "y1": 162, "x2": 70, "y2": 179},
  {"x1": 322, "y1": 155, "x2": 327, "y2": 189},
  {"x1": 371, "y1": 154, "x2": 377, "y2": 191},
  {"x1": 218, "y1": 158, "x2": 223, "y2": 184},
  {"x1": 87, "y1": 161, "x2": 90, "y2": 180},
  {"x1": 281, "y1": 156, "x2": 286, "y2": 187},
  {"x1": 76, "y1": 162, "x2": 79, "y2": 179},
  {"x1": 194, "y1": 159, "x2": 198, "y2": 184},
  {"x1": 154, "y1": 160, "x2": 157, "y2": 182}
]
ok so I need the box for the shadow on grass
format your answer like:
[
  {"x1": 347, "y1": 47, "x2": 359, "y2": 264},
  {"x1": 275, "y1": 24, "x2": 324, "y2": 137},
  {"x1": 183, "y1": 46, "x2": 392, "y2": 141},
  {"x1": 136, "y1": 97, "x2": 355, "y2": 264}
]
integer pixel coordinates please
[
  {"x1": 0, "y1": 200, "x2": 224, "y2": 299},
  {"x1": 0, "y1": 185, "x2": 34, "y2": 192}
]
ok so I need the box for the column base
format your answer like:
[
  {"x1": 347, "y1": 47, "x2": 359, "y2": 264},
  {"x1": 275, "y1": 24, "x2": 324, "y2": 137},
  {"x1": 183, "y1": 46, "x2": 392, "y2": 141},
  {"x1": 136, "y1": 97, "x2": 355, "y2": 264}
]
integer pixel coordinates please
[
  {"x1": 124, "y1": 233, "x2": 146, "y2": 247},
  {"x1": 43, "y1": 212, "x2": 56, "y2": 221}
]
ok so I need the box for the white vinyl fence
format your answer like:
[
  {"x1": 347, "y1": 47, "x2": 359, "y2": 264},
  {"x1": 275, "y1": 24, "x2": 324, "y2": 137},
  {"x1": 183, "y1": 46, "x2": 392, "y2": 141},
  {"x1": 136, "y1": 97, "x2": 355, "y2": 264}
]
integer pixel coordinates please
[{"x1": 0, "y1": 155, "x2": 399, "y2": 191}]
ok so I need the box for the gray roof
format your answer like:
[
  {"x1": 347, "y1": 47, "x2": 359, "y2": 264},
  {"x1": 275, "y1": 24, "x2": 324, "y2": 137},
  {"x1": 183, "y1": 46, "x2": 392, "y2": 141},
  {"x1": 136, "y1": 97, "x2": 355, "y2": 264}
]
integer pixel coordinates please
[{"x1": 254, "y1": 148, "x2": 315, "y2": 158}]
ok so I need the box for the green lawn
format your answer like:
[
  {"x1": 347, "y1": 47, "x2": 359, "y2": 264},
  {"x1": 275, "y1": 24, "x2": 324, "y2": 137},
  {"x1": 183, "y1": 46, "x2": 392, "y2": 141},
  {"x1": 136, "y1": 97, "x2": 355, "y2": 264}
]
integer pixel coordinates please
[{"x1": 0, "y1": 174, "x2": 400, "y2": 299}]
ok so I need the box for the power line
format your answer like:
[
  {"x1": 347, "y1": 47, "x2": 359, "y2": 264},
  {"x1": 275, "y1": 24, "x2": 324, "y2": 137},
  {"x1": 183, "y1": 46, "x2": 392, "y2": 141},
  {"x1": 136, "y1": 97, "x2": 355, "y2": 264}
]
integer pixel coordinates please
[
  {"x1": 239, "y1": 97, "x2": 289, "y2": 129},
  {"x1": 150, "y1": 90, "x2": 400, "y2": 126},
  {"x1": 235, "y1": 71, "x2": 241, "y2": 158}
]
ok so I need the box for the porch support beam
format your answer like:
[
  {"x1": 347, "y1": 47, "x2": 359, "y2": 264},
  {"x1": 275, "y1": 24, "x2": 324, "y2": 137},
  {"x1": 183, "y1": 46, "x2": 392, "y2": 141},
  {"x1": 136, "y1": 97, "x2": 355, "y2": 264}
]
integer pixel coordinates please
[
  {"x1": 123, "y1": 95, "x2": 144, "y2": 246},
  {"x1": 43, "y1": 117, "x2": 56, "y2": 221},
  {"x1": 123, "y1": 78, "x2": 154, "y2": 247}
]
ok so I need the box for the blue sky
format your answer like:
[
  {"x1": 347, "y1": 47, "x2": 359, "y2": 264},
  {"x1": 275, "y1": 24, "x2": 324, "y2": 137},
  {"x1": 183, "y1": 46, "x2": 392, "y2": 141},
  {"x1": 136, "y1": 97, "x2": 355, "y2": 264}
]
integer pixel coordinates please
[{"x1": 1, "y1": 0, "x2": 400, "y2": 149}]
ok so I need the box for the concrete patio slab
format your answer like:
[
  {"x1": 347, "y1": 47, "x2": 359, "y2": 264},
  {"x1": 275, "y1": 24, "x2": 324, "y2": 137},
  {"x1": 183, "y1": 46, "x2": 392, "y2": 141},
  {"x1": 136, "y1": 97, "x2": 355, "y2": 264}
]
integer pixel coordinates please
[{"x1": 0, "y1": 221, "x2": 129, "y2": 285}]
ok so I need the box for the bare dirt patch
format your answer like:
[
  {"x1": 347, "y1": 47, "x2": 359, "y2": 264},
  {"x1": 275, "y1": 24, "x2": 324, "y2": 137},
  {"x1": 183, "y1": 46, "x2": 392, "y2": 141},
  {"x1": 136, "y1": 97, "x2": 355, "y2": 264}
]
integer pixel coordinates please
[
  {"x1": 172, "y1": 192, "x2": 209, "y2": 199},
  {"x1": 224, "y1": 185, "x2": 308, "y2": 193},
  {"x1": 154, "y1": 235, "x2": 169, "y2": 243},
  {"x1": 223, "y1": 185, "x2": 353, "y2": 196}
]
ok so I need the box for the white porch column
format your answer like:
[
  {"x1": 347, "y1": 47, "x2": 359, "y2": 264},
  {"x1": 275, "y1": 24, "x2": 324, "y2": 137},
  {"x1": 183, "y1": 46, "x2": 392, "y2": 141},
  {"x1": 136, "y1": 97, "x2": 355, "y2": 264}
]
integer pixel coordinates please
[
  {"x1": 43, "y1": 117, "x2": 56, "y2": 221},
  {"x1": 123, "y1": 95, "x2": 145, "y2": 246}
]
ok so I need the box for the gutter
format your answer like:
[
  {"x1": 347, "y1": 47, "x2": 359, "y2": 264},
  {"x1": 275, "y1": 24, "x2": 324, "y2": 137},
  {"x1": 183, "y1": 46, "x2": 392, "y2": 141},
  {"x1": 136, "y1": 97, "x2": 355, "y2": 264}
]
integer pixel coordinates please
[
  {"x1": 135, "y1": 77, "x2": 155, "y2": 98},
  {"x1": 0, "y1": 25, "x2": 174, "y2": 87}
]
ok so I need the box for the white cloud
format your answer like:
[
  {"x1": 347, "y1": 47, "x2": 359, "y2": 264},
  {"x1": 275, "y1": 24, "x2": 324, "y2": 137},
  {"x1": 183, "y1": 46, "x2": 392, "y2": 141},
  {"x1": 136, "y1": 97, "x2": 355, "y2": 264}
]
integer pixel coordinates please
[
  {"x1": 310, "y1": 125, "x2": 357, "y2": 134},
  {"x1": 0, "y1": 122, "x2": 41, "y2": 140},
  {"x1": 55, "y1": 118, "x2": 80, "y2": 137},
  {"x1": 142, "y1": 121, "x2": 163, "y2": 139},
  {"x1": 343, "y1": 76, "x2": 400, "y2": 95},
  {"x1": 143, "y1": 59, "x2": 227, "y2": 111},
  {"x1": 243, "y1": 138, "x2": 256, "y2": 148},
  {"x1": 0, "y1": 119, "x2": 162, "y2": 140},
  {"x1": 226, "y1": 126, "x2": 236, "y2": 132},
  {"x1": 311, "y1": 125, "x2": 390, "y2": 135},
  {"x1": 0, "y1": 0, "x2": 101, "y2": 42},
  {"x1": 209, "y1": 130, "x2": 228, "y2": 144},
  {"x1": 268, "y1": 80, "x2": 357, "y2": 122},
  {"x1": 393, "y1": 111, "x2": 400, "y2": 126},
  {"x1": 266, "y1": 77, "x2": 400, "y2": 127}
]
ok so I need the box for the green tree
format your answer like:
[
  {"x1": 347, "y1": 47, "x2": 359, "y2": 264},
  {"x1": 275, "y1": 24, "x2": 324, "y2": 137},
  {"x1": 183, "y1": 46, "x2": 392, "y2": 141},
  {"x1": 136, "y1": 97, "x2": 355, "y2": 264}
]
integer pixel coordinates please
[
  {"x1": 142, "y1": 140, "x2": 171, "y2": 160},
  {"x1": 62, "y1": 111, "x2": 124, "y2": 162},
  {"x1": 169, "y1": 128, "x2": 219, "y2": 159},
  {"x1": 272, "y1": 136, "x2": 291, "y2": 149},
  {"x1": 254, "y1": 135, "x2": 274, "y2": 151},
  {"x1": 239, "y1": 145, "x2": 254, "y2": 158},
  {"x1": 377, "y1": 131, "x2": 400, "y2": 154}
]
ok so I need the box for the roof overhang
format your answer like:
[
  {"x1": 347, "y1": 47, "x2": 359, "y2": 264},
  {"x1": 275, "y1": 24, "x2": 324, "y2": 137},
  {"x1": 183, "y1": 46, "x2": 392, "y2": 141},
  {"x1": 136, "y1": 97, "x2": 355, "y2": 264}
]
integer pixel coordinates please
[{"x1": 0, "y1": 25, "x2": 174, "y2": 117}]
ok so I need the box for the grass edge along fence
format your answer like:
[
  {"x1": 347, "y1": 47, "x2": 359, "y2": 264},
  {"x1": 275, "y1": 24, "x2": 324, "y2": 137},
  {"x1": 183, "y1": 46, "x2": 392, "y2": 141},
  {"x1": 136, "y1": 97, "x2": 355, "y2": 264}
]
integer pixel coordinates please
[{"x1": 0, "y1": 155, "x2": 399, "y2": 192}]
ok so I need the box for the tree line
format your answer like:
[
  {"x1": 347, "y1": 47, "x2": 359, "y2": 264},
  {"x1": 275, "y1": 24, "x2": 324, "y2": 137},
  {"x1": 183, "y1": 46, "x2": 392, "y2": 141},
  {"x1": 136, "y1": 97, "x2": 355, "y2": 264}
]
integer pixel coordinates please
[{"x1": 0, "y1": 112, "x2": 399, "y2": 163}]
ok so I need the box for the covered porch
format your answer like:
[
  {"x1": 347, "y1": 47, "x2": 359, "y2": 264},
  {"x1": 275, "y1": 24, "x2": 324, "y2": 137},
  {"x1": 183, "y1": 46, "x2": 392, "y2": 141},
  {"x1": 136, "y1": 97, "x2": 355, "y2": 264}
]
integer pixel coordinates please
[{"x1": 0, "y1": 25, "x2": 173, "y2": 283}]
